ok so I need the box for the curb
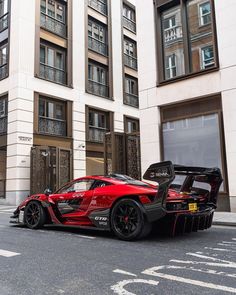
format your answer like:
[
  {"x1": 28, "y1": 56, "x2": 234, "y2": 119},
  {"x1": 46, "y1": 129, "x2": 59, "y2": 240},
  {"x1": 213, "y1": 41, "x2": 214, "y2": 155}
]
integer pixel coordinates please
[{"x1": 213, "y1": 221, "x2": 236, "y2": 227}]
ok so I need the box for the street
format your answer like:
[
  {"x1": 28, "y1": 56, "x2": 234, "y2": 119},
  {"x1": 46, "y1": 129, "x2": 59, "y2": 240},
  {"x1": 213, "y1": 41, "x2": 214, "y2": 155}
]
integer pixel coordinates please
[{"x1": 0, "y1": 207, "x2": 236, "y2": 295}]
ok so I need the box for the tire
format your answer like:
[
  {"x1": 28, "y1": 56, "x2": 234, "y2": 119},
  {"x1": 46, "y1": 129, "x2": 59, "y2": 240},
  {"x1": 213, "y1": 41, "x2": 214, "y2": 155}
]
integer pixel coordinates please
[
  {"x1": 110, "y1": 198, "x2": 151, "y2": 241},
  {"x1": 24, "y1": 201, "x2": 46, "y2": 229}
]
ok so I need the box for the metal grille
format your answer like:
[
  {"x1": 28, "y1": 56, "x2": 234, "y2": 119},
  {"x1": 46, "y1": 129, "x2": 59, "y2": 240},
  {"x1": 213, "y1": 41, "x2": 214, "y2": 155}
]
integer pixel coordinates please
[
  {"x1": 88, "y1": 36, "x2": 108, "y2": 56},
  {"x1": 0, "y1": 116, "x2": 7, "y2": 134},
  {"x1": 88, "y1": 0, "x2": 107, "y2": 15},
  {"x1": 31, "y1": 147, "x2": 72, "y2": 194},
  {"x1": 0, "y1": 64, "x2": 8, "y2": 80},
  {"x1": 104, "y1": 132, "x2": 141, "y2": 179},
  {"x1": 39, "y1": 64, "x2": 66, "y2": 85}
]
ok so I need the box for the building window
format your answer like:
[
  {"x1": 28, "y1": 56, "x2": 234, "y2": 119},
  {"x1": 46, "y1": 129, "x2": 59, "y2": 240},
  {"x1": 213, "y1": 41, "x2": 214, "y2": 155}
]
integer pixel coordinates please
[
  {"x1": 199, "y1": 1, "x2": 211, "y2": 26},
  {"x1": 161, "y1": 96, "x2": 227, "y2": 192},
  {"x1": 88, "y1": 108, "x2": 110, "y2": 143},
  {"x1": 0, "y1": 147, "x2": 6, "y2": 198},
  {"x1": 88, "y1": 0, "x2": 107, "y2": 16},
  {"x1": 125, "y1": 117, "x2": 139, "y2": 134},
  {"x1": 39, "y1": 43, "x2": 66, "y2": 85},
  {"x1": 201, "y1": 45, "x2": 214, "y2": 69},
  {"x1": 123, "y1": 3, "x2": 136, "y2": 33},
  {"x1": 0, "y1": 96, "x2": 7, "y2": 134},
  {"x1": 88, "y1": 18, "x2": 108, "y2": 56},
  {"x1": 0, "y1": 42, "x2": 8, "y2": 80},
  {"x1": 124, "y1": 38, "x2": 137, "y2": 70},
  {"x1": 88, "y1": 62, "x2": 109, "y2": 98},
  {"x1": 156, "y1": 0, "x2": 217, "y2": 82},
  {"x1": 40, "y1": 0, "x2": 67, "y2": 37},
  {"x1": 165, "y1": 54, "x2": 177, "y2": 79},
  {"x1": 124, "y1": 75, "x2": 139, "y2": 108},
  {"x1": 38, "y1": 97, "x2": 67, "y2": 137},
  {"x1": 0, "y1": 0, "x2": 8, "y2": 32}
]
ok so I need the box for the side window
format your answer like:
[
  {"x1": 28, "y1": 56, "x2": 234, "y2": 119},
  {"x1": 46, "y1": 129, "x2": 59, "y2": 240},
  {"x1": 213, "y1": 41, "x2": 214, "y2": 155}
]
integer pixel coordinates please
[
  {"x1": 92, "y1": 180, "x2": 112, "y2": 189},
  {"x1": 59, "y1": 179, "x2": 94, "y2": 193}
]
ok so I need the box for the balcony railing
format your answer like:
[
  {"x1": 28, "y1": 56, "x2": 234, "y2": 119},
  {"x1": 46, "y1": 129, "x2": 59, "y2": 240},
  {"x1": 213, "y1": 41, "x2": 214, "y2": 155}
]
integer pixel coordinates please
[
  {"x1": 88, "y1": 36, "x2": 108, "y2": 56},
  {"x1": 0, "y1": 13, "x2": 8, "y2": 32},
  {"x1": 123, "y1": 16, "x2": 136, "y2": 33},
  {"x1": 0, "y1": 64, "x2": 8, "y2": 80},
  {"x1": 40, "y1": 64, "x2": 66, "y2": 85},
  {"x1": 88, "y1": 80, "x2": 109, "y2": 97},
  {"x1": 124, "y1": 53, "x2": 137, "y2": 70},
  {"x1": 39, "y1": 117, "x2": 66, "y2": 137},
  {"x1": 88, "y1": 0, "x2": 107, "y2": 15},
  {"x1": 0, "y1": 116, "x2": 7, "y2": 134},
  {"x1": 124, "y1": 93, "x2": 139, "y2": 108},
  {"x1": 0, "y1": 179, "x2": 6, "y2": 198},
  {"x1": 88, "y1": 127, "x2": 106, "y2": 143},
  {"x1": 164, "y1": 26, "x2": 183, "y2": 43},
  {"x1": 40, "y1": 13, "x2": 66, "y2": 38}
]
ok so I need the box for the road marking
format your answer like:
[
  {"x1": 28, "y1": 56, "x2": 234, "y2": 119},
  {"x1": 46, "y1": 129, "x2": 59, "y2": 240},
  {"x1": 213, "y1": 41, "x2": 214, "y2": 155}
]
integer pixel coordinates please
[
  {"x1": 0, "y1": 212, "x2": 13, "y2": 215},
  {"x1": 222, "y1": 241, "x2": 236, "y2": 245},
  {"x1": 168, "y1": 261, "x2": 236, "y2": 278},
  {"x1": 204, "y1": 247, "x2": 234, "y2": 252},
  {"x1": 185, "y1": 253, "x2": 236, "y2": 268},
  {"x1": 0, "y1": 209, "x2": 15, "y2": 212},
  {"x1": 76, "y1": 234, "x2": 96, "y2": 240},
  {"x1": 113, "y1": 269, "x2": 137, "y2": 277},
  {"x1": 111, "y1": 279, "x2": 159, "y2": 295},
  {"x1": 0, "y1": 249, "x2": 21, "y2": 257},
  {"x1": 142, "y1": 267, "x2": 236, "y2": 293}
]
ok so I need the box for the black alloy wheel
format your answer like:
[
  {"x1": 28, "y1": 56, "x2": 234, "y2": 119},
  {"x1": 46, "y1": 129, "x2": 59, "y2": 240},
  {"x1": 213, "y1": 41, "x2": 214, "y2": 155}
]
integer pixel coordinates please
[
  {"x1": 111, "y1": 198, "x2": 151, "y2": 241},
  {"x1": 24, "y1": 201, "x2": 46, "y2": 229}
]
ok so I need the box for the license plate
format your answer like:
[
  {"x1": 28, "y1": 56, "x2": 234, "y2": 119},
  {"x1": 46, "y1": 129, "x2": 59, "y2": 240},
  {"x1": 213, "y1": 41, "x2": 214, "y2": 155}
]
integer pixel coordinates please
[{"x1": 188, "y1": 203, "x2": 197, "y2": 212}]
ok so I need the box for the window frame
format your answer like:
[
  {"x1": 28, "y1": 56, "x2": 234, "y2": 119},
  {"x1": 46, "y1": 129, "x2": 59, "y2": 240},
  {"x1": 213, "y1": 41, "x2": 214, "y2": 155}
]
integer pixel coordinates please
[
  {"x1": 154, "y1": 0, "x2": 219, "y2": 85},
  {"x1": 40, "y1": 43, "x2": 66, "y2": 71},
  {"x1": 198, "y1": 1, "x2": 211, "y2": 26},
  {"x1": 86, "y1": 106, "x2": 113, "y2": 144},
  {"x1": 40, "y1": 0, "x2": 67, "y2": 24},
  {"x1": 124, "y1": 115, "x2": 140, "y2": 134},
  {"x1": 200, "y1": 44, "x2": 215, "y2": 69}
]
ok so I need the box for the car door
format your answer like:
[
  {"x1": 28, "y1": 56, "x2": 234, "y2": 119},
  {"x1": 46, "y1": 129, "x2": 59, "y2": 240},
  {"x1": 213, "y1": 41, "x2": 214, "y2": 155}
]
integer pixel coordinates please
[{"x1": 50, "y1": 178, "x2": 95, "y2": 216}]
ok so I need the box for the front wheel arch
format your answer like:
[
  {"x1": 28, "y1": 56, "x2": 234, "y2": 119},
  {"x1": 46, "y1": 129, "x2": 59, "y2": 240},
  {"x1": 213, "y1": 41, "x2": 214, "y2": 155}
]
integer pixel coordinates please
[{"x1": 24, "y1": 200, "x2": 47, "y2": 229}]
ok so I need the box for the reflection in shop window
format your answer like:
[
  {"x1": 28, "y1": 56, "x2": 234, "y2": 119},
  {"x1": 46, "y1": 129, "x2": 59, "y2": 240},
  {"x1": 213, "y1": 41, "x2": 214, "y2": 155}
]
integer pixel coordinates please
[
  {"x1": 162, "y1": 113, "x2": 224, "y2": 191},
  {"x1": 161, "y1": 6, "x2": 185, "y2": 80},
  {"x1": 165, "y1": 54, "x2": 177, "y2": 79},
  {"x1": 201, "y1": 45, "x2": 214, "y2": 69},
  {"x1": 199, "y1": 1, "x2": 211, "y2": 26}
]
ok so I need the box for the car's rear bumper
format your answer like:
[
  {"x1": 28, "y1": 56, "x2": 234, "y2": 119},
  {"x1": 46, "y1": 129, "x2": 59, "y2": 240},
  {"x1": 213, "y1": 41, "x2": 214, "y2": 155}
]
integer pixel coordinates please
[{"x1": 171, "y1": 208, "x2": 215, "y2": 236}]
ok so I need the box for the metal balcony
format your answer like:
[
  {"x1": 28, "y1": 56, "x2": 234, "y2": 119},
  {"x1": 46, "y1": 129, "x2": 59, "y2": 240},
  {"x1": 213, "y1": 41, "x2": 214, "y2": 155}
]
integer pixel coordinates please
[
  {"x1": 88, "y1": 127, "x2": 106, "y2": 143},
  {"x1": 40, "y1": 13, "x2": 66, "y2": 38},
  {"x1": 124, "y1": 93, "x2": 139, "y2": 108},
  {"x1": 88, "y1": 0, "x2": 107, "y2": 15},
  {"x1": 0, "y1": 116, "x2": 7, "y2": 134},
  {"x1": 40, "y1": 64, "x2": 66, "y2": 85},
  {"x1": 39, "y1": 117, "x2": 67, "y2": 137},
  {"x1": 88, "y1": 36, "x2": 108, "y2": 56},
  {"x1": 164, "y1": 26, "x2": 183, "y2": 43},
  {"x1": 123, "y1": 16, "x2": 136, "y2": 33},
  {"x1": 88, "y1": 80, "x2": 109, "y2": 97},
  {"x1": 124, "y1": 54, "x2": 137, "y2": 70}
]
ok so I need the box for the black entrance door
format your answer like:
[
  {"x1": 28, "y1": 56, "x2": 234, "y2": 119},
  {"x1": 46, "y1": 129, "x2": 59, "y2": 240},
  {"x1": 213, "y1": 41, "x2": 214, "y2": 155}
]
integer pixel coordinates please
[{"x1": 30, "y1": 146, "x2": 72, "y2": 194}]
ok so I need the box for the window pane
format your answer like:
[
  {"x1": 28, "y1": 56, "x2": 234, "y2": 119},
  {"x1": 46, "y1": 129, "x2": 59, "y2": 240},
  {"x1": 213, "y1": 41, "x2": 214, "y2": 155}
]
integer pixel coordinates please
[
  {"x1": 0, "y1": 44, "x2": 7, "y2": 65},
  {"x1": 56, "y1": 3, "x2": 65, "y2": 22},
  {"x1": 161, "y1": 6, "x2": 185, "y2": 80},
  {"x1": 0, "y1": 99, "x2": 5, "y2": 118},
  {"x1": 40, "y1": 46, "x2": 45, "y2": 64},
  {"x1": 162, "y1": 113, "x2": 224, "y2": 191},
  {"x1": 0, "y1": 0, "x2": 8, "y2": 16},
  {"x1": 40, "y1": 0, "x2": 46, "y2": 13},
  {"x1": 187, "y1": 0, "x2": 215, "y2": 72},
  {"x1": 39, "y1": 99, "x2": 45, "y2": 116},
  {"x1": 47, "y1": 48, "x2": 54, "y2": 67},
  {"x1": 56, "y1": 52, "x2": 63, "y2": 69},
  {"x1": 55, "y1": 104, "x2": 63, "y2": 119},
  {"x1": 48, "y1": 0, "x2": 55, "y2": 17},
  {"x1": 47, "y1": 102, "x2": 54, "y2": 118}
]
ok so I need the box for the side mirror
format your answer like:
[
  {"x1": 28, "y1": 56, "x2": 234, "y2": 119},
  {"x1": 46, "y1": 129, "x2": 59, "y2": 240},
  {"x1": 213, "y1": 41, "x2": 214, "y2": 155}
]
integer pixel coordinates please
[{"x1": 44, "y1": 188, "x2": 53, "y2": 196}]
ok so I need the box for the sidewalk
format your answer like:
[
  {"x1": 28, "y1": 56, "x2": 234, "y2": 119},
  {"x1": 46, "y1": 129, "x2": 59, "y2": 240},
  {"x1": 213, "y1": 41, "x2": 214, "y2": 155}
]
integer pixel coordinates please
[{"x1": 213, "y1": 212, "x2": 236, "y2": 227}]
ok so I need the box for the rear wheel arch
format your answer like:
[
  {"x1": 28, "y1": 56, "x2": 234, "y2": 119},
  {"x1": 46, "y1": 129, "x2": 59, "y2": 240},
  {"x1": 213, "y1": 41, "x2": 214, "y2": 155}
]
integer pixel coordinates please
[{"x1": 110, "y1": 196, "x2": 152, "y2": 241}]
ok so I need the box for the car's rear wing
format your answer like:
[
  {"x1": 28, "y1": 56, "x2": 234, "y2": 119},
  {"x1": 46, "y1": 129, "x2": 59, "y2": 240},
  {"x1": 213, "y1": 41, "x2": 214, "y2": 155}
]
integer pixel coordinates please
[{"x1": 143, "y1": 161, "x2": 223, "y2": 208}]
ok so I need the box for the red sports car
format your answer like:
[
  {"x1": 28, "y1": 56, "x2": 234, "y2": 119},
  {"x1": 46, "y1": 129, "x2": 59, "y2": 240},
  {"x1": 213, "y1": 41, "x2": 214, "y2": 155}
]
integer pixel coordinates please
[{"x1": 10, "y1": 161, "x2": 223, "y2": 241}]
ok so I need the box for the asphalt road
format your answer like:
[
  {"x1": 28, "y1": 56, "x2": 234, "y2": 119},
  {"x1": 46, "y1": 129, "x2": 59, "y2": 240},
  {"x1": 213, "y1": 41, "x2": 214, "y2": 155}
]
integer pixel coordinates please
[{"x1": 0, "y1": 207, "x2": 236, "y2": 295}]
